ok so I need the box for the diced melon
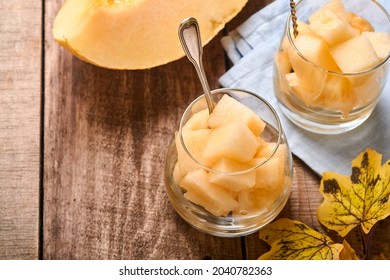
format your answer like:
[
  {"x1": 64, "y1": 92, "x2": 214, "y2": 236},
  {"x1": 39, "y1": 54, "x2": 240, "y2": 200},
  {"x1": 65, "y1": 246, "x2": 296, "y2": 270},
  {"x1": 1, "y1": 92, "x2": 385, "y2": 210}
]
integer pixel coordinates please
[
  {"x1": 202, "y1": 121, "x2": 258, "y2": 166},
  {"x1": 182, "y1": 108, "x2": 209, "y2": 132},
  {"x1": 285, "y1": 72, "x2": 323, "y2": 105},
  {"x1": 289, "y1": 34, "x2": 339, "y2": 71},
  {"x1": 173, "y1": 162, "x2": 183, "y2": 184},
  {"x1": 314, "y1": 75, "x2": 356, "y2": 114},
  {"x1": 352, "y1": 71, "x2": 382, "y2": 106},
  {"x1": 309, "y1": 8, "x2": 359, "y2": 47},
  {"x1": 256, "y1": 142, "x2": 286, "y2": 161},
  {"x1": 208, "y1": 158, "x2": 256, "y2": 192},
  {"x1": 275, "y1": 51, "x2": 291, "y2": 75},
  {"x1": 236, "y1": 188, "x2": 274, "y2": 215},
  {"x1": 330, "y1": 34, "x2": 380, "y2": 73},
  {"x1": 181, "y1": 169, "x2": 239, "y2": 216},
  {"x1": 321, "y1": 0, "x2": 349, "y2": 21},
  {"x1": 256, "y1": 136, "x2": 267, "y2": 146},
  {"x1": 208, "y1": 94, "x2": 266, "y2": 136},
  {"x1": 364, "y1": 32, "x2": 390, "y2": 61},
  {"x1": 250, "y1": 157, "x2": 285, "y2": 191},
  {"x1": 282, "y1": 21, "x2": 313, "y2": 51},
  {"x1": 287, "y1": 34, "x2": 338, "y2": 96},
  {"x1": 175, "y1": 129, "x2": 211, "y2": 175},
  {"x1": 348, "y1": 13, "x2": 374, "y2": 33}
]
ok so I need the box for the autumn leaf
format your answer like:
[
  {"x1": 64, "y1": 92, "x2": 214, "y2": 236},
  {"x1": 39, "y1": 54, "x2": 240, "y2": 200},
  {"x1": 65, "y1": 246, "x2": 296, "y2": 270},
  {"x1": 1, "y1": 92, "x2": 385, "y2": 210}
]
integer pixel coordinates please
[
  {"x1": 258, "y1": 218, "x2": 344, "y2": 260},
  {"x1": 339, "y1": 240, "x2": 359, "y2": 260},
  {"x1": 317, "y1": 148, "x2": 390, "y2": 237}
]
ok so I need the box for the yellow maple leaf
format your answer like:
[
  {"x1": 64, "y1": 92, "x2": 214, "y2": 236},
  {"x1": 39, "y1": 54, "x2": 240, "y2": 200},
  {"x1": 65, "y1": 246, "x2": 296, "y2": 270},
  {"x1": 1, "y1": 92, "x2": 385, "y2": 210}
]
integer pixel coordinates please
[
  {"x1": 258, "y1": 218, "x2": 344, "y2": 260},
  {"x1": 317, "y1": 148, "x2": 390, "y2": 237}
]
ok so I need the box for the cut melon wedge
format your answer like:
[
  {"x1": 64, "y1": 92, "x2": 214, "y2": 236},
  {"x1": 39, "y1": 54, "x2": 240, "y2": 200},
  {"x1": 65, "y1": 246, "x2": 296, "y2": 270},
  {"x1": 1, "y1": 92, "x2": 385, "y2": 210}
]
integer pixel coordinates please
[{"x1": 53, "y1": 0, "x2": 248, "y2": 69}]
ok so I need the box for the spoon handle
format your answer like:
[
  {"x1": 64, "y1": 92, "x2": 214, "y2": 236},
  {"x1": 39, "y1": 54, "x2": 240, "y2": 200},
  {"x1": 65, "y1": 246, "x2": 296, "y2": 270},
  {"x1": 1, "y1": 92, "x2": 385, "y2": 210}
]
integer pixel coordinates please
[{"x1": 178, "y1": 17, "x2": 215, "y2": 114}]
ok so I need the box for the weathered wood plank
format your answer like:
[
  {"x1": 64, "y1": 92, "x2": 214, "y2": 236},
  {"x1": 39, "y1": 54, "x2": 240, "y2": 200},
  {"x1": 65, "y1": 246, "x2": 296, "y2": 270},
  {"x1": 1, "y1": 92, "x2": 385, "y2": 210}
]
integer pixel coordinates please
[
  {"x1": 0, "y1": 0, "x2": 42, "y2": 259},
  {"x1": 43, "y1": 0, "x2": 243, "y2": 259}
]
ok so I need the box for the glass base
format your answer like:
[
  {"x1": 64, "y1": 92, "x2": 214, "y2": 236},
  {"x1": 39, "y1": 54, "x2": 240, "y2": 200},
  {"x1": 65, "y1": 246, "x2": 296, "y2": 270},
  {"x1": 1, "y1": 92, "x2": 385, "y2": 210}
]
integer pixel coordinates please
[{"x1": 279, "y1": 104, "x2": 372, "y2": 135}]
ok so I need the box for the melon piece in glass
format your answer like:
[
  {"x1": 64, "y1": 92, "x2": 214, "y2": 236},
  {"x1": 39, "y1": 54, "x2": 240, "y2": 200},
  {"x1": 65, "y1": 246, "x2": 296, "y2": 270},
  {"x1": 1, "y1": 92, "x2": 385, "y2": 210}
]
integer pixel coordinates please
[
  {"x1": 181, "y1": 169, "x2": 239, "y2": 217},
  {"x1": 364, "y1": 32, "x2": 390, "y2": 61},
  {"x1": 182, "y1": 108, "x2": 209, "y2": 132},
  {"x1": 309, "y1": 8, "x2": 359, "y2": 47},
  {"x1": 208, "y1": 94, "x2": 266, "y2": 136},
  {"x1": 315, "y1": 75, "x2": 356, "y2": 114},
  {"x1": 330, "y1": 34, "x2": 380, "y2": 73},
  {"x1": 208, "y1": 158, "x2": 256, "y2": 192},
  {"x1": 175, "y1": 129, "x2": 210, "y2": 176},
  {"x1": 250, "y1": 157, "x2": 285, "y2": 191},
  {"x1": 202, "y1": 121, "x2": 258, "y2": 166}
]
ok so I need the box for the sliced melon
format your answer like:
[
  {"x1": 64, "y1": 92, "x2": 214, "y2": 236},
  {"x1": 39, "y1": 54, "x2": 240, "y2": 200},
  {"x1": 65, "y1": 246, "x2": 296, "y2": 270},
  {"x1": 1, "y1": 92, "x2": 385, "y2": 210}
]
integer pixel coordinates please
[{"x1": 53, "y1": 0, "x2": 248, "y2": 69}]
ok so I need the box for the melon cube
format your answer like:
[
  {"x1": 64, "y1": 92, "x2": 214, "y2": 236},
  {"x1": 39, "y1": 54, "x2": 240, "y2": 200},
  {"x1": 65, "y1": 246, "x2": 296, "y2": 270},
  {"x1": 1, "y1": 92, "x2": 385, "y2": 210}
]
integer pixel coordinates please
[
  {"x1": 352, "y1": 71, "x2": 382, "y2": 106},
  {"x1": 275, "y1": 51, "x2": 291, "y2": 75},
  {"x1": 182, "y1": 108, "x2": 209, "y2": 132},
  {"x1": 202, "y1": 121, "x2": 258, "y2": 166},
  {"x1": 282, "y1": 21, "x2": 313, "y2": 51},
  {"x1": 309, "y1": 8, "x2": 359, "y2": 47},
  {"x1": 364, "y1": 32, "x2": 390, "y2": 61},
  {"x1": 285, "y1": 72, "x2": 323, "y2": 105},
  {"x1": 208, "y1": 94, "x2": 266, "y2": 136},
  {"x1": 321, "y1": 0, "x2": 349, "y2": 21},
  {"x1": 315, "y1": 75, "x2": 356, "y2": 114},
  {"x1": 181, "y1": 169, "x2": 239, "y2": 216},
  {"x1": 289, "y1": 34, "x2": 339, "y2": 71},
  {"x1": 250, "y1": 157, "x2": 285, "y2": 191},
  {"x1": 173, "y1": 163, "x2": 183, "y2": 184},
  {"x1": 287, "y1": 34, "x2": 338, "y2": 96},
  {"x1": 256, "y1": 142, "x2": 287, "y2": 160},
  {"x1": 236, "y1": 188, "x2": 274, "y2": 215},
  {"x1": 175, "y1": 129, "x2": 211, "y2": 175},
  {"x1": 208, "y1": 158, "x2": 256, "y2": 192},
  {"x1": 330, "y1": 34, "x2": 380, "y2": 73}
]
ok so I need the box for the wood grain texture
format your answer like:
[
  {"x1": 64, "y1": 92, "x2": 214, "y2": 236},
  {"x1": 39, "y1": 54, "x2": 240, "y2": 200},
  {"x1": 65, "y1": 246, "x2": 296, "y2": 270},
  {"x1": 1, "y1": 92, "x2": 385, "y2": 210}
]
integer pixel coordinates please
[
  {"x1": 43, "y1": 0, "x2": 244, "y2": 260},
  {"x1": 0, "y1": 0, "x2": 41, "y2": 259}
]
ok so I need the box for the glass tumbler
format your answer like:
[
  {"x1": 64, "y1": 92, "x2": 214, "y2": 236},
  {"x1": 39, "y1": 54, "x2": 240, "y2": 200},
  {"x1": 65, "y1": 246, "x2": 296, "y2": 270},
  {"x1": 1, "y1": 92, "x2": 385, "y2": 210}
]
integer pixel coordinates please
[
  {"x1": 164, "y1": 88, "x2": 293, "y2": 237},
  {"x1": 274, "y1": 0, "x2": 390, "y2": 134}
]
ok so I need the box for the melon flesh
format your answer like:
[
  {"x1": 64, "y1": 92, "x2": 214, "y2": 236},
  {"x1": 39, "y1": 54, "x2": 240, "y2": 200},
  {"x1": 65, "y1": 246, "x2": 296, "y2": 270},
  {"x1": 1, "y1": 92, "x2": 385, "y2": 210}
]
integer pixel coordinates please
[
  {"x1": 330, "y1": 34, "x2": 380, "y2": 73},
  {"x1": 175, "y1": 129, "x2": 210, "y2": 176},
  {"x1": 202, "y1": 121, "x2": 258, "y2": 166},
  {"x1": 208, "y1": 94, "x2": 266, "y2": 136},
  {"x1": 53, "y1": 0, "x2": 248, "y2": 69},
  {"x1": 309, "y1": 8, "x2": 359, "y2": 47},
  {"x1": 181, "y1": 169, "x2": 239, "y2": 217},
  {"x1": 208, "y1": 158, "x2": 256, "y2": 192}
]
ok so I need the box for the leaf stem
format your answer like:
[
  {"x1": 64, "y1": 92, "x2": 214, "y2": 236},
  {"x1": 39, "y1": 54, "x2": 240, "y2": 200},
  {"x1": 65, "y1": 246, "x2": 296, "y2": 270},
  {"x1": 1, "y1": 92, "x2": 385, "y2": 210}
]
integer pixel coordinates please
[{"x1": 360, "y1": 224, "x2": 376, "y2": 260}]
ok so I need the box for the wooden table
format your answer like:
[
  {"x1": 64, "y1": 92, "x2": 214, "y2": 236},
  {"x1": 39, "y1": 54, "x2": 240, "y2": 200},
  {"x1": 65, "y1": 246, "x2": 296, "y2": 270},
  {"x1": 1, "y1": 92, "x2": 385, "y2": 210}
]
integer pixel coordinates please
[{"x1": 1, "y1": 0, "x2": 389, "y2": 260}]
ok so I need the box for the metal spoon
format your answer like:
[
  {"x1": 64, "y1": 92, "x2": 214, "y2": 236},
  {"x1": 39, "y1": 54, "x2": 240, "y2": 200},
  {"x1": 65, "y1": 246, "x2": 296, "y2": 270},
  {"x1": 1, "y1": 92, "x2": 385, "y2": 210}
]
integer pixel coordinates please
[{"x1": 178, "y1": 17, "x2": 215, "y2": 114}]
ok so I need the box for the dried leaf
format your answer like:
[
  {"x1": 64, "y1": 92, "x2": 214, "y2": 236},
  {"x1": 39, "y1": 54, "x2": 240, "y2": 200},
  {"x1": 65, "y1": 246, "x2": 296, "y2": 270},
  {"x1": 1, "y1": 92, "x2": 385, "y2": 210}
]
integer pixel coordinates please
[
  {"x1": 339, "y1": 240, "x2": 359, "y2": 260},
  {"x1": 258, "y1": 218, "x2": 343, "y2": 260},
  {"x1": 317, "y1": 148, "x2": 390, "y2": 237}
]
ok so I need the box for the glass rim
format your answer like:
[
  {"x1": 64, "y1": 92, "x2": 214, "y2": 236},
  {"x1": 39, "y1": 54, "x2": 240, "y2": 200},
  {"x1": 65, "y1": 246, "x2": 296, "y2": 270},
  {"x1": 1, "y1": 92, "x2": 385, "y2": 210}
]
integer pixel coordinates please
[
  {"x1": 178, "y1": 87, "x2": 283, "y2": 176},
  {"x1": 287, "y1": 0, "x2": 390, "y2": 76}
]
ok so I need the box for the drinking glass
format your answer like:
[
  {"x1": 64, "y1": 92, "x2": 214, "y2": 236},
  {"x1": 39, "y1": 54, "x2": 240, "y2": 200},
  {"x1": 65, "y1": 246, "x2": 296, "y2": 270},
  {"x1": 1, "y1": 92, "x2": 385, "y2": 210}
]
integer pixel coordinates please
[
  {"x1": 273, "y1": 0, "x2": 390, "y2": 134},
  {"x1": 164, "y1": 88, "x2": 292, "y2": 237}
]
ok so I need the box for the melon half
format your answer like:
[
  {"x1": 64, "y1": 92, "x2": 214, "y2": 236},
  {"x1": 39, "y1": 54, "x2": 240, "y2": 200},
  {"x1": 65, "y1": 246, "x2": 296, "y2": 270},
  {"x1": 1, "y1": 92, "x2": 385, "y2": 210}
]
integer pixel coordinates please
[{"x1": 53, "y1": 0, "x2": 248, "y2": 69}]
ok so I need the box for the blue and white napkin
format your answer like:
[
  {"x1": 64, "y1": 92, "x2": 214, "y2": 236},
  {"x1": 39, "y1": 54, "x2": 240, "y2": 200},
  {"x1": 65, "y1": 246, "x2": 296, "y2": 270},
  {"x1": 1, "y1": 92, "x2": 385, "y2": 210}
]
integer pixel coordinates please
[{"x1": 219, "y1": 0, "x2": 390, "y2": 176}]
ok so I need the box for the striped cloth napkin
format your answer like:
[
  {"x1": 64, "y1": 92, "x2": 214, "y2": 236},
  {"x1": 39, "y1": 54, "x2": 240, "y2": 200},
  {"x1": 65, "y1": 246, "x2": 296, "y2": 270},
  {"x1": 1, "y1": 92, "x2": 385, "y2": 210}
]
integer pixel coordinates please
[{"x1": 219, "y1": 0, "x2": 390, "y2": 176}]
